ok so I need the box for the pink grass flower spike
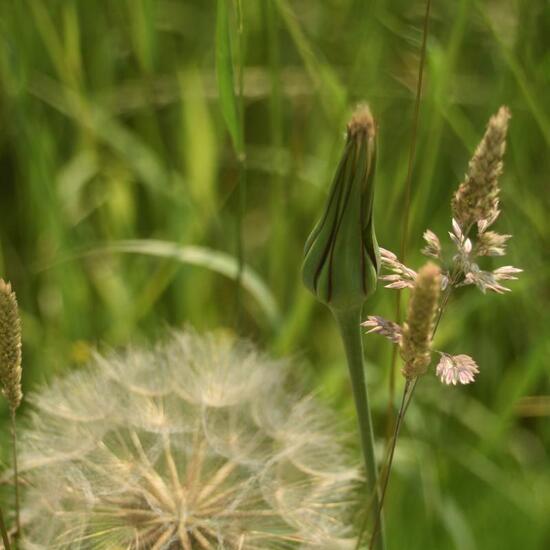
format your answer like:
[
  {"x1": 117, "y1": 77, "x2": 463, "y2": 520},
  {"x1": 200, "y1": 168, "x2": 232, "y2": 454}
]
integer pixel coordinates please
[{"x1": 436, "y1": 353, "x2": 479, "y2": 385}]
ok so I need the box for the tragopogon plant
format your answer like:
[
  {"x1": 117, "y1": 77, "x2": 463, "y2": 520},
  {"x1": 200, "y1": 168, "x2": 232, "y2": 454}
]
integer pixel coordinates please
[
  {"x1": 19, "y1": 330, "x2": 360, "y2": 549},
  {"x1": 302, "y1": 104, "x2": 384, "y2": 550},
  {"x1": 363, "y1": 106, "x2": 521, "y2": 547}
]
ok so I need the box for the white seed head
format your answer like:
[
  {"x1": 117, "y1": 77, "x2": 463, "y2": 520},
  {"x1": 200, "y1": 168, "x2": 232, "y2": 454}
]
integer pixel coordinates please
[{"x1": 19, "y1": 331, "x2": 360, "y2": 549}]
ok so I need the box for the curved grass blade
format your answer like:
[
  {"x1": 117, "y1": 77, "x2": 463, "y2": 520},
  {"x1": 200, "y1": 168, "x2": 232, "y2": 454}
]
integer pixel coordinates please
[{"x1": 38, "y1": 240, "x2": 280, "y2": 328}]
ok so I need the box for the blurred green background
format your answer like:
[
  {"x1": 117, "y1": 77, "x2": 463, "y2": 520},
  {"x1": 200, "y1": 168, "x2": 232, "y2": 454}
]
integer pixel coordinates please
[{"x1": 1, "y1": 0, "x2": 549, "y2": 548}]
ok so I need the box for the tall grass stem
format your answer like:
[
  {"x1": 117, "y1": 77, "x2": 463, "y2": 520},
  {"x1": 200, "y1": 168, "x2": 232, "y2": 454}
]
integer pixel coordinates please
[
  {"x1": 387, "y1": 0, "x2": 433, "y2": 437},
  {"x1": 234, "y1": 0, "x2": 247, "y2": 326},
  {"x1": 372, "y1": 282, "x2": 450, "y2": 549},
  {"x1": 11, "y1": 412, "x2": 20, "y2": 538}
]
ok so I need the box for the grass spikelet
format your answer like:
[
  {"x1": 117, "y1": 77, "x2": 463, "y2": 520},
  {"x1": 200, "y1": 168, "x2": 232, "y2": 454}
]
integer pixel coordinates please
[
  {"x1": 451, "y1": 106, "x2": 511, "y2": 229},
  {"x1": 19, "y1": 330, "x2": 360, "y2": 549},
  {"x1": 399, "y1": 263, "x2": 441, "y2": 379},
  {"x1": 0, "y1": 279, "x2": 22, "y2": 413}
]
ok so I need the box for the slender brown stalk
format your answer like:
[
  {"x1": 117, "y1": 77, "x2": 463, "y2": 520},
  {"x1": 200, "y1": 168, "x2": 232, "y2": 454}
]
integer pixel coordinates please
[
  {"x1": 370, "y1": 380, "x2": 413, "y2": 549},
  {"x1": 387, "y1": 0, "x2": 433, "y2": 434}
]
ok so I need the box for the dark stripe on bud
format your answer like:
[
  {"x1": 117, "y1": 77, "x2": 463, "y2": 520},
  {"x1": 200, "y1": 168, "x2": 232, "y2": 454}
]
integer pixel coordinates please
[{"x1": 302, "y1": 104, "x2": 380, "y2": 311}]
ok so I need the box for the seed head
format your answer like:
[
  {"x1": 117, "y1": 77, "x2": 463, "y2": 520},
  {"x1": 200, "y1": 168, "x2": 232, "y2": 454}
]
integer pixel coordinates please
[
  {"x1": 302, "y1": 104, "x2": 379, "y2": 311},
  {"x1": 400, "y1": 263, "x2": 441, "y2": 378},
  {"x1": 19, "y1": 331, "x2": 360, "y2": 548},
  {"x1": 0, "y1": 279, "x2": 23, "y2": 412},
  {"x1": 451, "y1": 106, "x2": 511, "y2": 230}
]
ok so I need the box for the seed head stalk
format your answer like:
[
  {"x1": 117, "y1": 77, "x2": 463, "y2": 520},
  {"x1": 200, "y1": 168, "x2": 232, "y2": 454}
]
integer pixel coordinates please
[
  {"x1": 369, "y1": 282, "x2": 451, "y2": 550},
  {"x1": 387, "y1": 0, "x2": 432, "y2": 438},
  {"x1": 11, "y1": 411, "x2": 21, "y2": 537}
]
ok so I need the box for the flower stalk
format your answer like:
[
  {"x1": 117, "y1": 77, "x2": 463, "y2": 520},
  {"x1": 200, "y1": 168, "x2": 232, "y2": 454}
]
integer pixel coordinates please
[{"x1": 333, "y1": 306, "x2": 384, "y2": 549}]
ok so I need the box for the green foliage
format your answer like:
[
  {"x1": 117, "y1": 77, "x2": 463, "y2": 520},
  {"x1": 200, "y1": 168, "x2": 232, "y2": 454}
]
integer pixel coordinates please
[{"x1": 0, "y1": 0, "x2": 548, "y2": 547}]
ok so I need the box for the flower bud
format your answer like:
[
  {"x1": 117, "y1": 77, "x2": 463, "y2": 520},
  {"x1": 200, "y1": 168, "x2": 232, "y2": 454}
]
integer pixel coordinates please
[{"x1": 302, "y1": 104, "x2": 380, "y2": 311}]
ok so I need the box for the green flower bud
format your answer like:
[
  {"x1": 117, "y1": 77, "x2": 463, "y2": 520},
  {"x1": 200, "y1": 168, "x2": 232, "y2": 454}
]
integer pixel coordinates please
[{"x1": 302, "y1": 104, "x2": 380, "y2": 311}]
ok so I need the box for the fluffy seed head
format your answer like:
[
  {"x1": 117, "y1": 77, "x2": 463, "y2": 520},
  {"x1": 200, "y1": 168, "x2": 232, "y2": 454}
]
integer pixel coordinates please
[
  {"x1": 400, "y1": 263, "x2": 441, "y2": 378},
  {"x1": 0, "y1": 278, "x2": 23, "y2": 412},
  {"x1": 451, "y1": 106, "x2": 511, "y2": 230},
  {"x1": 19, "y1": 331, "x2": 360, "y2": 549}
]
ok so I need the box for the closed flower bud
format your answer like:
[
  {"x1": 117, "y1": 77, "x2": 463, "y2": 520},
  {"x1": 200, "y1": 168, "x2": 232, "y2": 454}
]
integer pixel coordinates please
[{"x1": 302, "y1": 104, "x2": 380, "y2": 311}]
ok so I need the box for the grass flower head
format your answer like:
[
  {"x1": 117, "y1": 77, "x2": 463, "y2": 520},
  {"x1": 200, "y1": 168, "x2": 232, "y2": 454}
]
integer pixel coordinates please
[
  {"x1": 0, "y1": 279, "x2": 23, "y2": 412},
  {"x1": 399, "y1": 263, "x2": 441, "y2": 379},
  {"x1": 451, "y1": 106, "x2": 511, "y2": 230}
]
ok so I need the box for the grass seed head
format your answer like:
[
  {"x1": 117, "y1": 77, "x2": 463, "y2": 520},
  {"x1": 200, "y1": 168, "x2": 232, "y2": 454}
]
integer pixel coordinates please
[
  {"x1": 400, "y1": 263, "x2": 441, "y2": 378},
  {"x1": 0, "y1": 279, "x2": 23, "y2": 413},
  {"x1": 451, "y1": 106, "x2": 511, "y2": 230}
]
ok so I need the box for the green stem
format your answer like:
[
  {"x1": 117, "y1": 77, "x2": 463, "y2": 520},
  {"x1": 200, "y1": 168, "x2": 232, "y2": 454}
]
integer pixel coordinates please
[
  {"x1": 332, "y1": 306, "x2": 385, "y2": 550},
  {"x1": 11, "y1": 412, "x2": 21, "y2": 538}
]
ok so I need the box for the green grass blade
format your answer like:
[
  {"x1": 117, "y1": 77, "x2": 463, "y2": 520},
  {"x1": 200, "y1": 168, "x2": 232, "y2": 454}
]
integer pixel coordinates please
[{"x1": 216, "y1": 0, "x2": 243, "y2": 155}]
